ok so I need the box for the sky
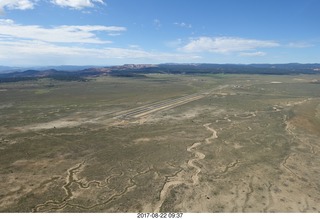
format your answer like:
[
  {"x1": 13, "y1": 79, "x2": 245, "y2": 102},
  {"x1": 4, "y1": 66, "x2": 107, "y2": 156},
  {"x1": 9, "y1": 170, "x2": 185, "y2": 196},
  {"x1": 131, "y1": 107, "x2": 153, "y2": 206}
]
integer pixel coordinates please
[{"x1": 0, "y1": 0, "x2": 319, "y2": 66}]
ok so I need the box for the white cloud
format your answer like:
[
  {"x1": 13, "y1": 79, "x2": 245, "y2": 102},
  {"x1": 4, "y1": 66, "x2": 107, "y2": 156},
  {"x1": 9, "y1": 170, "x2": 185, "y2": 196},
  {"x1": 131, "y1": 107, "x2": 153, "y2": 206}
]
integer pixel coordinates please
[
  {"x1": 165, "y1": 38, "x2": 183, "y2": 48},
  {"x1": 0, "y1": 0, "x2": 35, "y2": 13},
  {"x1": 239, "y1": 51, "x2": 266, "y2": 57},
  {"x1": 181, "y1": 36, "x2": 279, "y2": 53},
  {"x1": 153, "y1": 19, "x2": 161, "y2": 29},
  {"x1": 128, "y1": 44, "x2": 141, "y2": 49},
  {"x1": 287, "y1": 42, "x2": 313, "y2": 48},
  {"x1": 51, "y1": 0, "x2": 104, "y2": 9},
  {"x1": 0, "y1": 19, "x2": 14, "y2": 25},
  {"x1": 0, "y1": 19, "x2": 200, "y2": 65},
  {"x1": 0, "y1": 39, "x2": 201, "y2": 65},
  {"x1": 174, "y1": 22, "x2": 192, "y2": 28},
  {"x1": 0, "y1": 0, "x2": 104, "y2": 13},
  {"x1": 0, "y1": 19, "x2": 126, "y2": 44}
]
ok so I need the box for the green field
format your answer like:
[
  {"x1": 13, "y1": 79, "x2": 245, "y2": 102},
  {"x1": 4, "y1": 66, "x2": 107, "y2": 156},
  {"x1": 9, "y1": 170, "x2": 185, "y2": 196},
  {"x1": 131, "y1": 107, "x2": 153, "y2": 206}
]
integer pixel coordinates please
[{"x1": 1, "y1": 73, "x2": 320, "y2": 212}]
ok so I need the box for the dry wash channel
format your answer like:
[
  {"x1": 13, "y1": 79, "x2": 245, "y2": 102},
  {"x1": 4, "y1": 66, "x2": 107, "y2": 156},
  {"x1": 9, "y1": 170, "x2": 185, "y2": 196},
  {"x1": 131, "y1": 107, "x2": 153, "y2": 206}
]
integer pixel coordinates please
[{"x1": 154, "y1": 123, "x2": 218, "y2": 212}]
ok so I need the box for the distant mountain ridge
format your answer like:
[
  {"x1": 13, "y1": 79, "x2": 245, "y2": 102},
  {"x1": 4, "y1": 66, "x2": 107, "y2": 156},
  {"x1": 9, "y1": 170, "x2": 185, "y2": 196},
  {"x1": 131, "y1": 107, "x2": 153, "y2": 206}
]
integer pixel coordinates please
[
  {"x1": 0, "y1": 65, "x2": 101, "y2": 74},
  {"x1": 1, "y1": 63, "x2": 320, "y2": 83}
]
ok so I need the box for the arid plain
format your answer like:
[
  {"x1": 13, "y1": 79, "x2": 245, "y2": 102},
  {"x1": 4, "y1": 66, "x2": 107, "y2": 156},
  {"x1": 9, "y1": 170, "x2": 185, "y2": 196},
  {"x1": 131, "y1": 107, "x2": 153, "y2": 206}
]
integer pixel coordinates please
[{"x1": 1, "y1": 73, "x2": 320, "y2": 212}]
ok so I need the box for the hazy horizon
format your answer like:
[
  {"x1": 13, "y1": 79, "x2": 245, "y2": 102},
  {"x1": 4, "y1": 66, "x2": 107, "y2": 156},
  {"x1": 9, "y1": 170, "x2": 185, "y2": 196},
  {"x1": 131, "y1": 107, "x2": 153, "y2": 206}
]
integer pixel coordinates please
[
  {"x1": 1, "y1": 62, "x2": 320, "y2": 69},
  {"x1": 0, "y1": 0, "x2": 319, "y2": 66}
]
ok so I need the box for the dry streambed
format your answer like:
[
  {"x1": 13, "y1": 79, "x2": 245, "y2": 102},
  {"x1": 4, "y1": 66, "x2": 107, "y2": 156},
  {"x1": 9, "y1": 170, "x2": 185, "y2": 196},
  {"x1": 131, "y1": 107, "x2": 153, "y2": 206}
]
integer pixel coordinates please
[{"x1": 154, "y1": 123, "x2": 218, "y2": 212}]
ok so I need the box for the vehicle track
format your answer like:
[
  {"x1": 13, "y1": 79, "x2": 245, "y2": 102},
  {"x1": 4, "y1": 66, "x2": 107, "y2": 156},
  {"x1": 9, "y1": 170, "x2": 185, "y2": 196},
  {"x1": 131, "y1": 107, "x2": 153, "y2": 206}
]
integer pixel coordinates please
[
  {"x1": 112, "y1": 85, "x2": 229, "y2": 120},
  {"x1": 115, "y1": 94, "x2": 199, "y2": 116},
  {"x1": 132, "y1": 95, "x2": 204, "y2": 118},
  {"x1": 116, "y1": 94, "x2": 205, "y2": 119}
]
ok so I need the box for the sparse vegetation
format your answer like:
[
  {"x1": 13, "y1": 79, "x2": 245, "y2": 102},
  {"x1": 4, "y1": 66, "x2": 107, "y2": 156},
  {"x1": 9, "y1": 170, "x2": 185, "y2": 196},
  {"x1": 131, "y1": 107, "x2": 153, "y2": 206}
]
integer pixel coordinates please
[{"x1": 0, "y1": 73, "x2": 320, "y2": 212}]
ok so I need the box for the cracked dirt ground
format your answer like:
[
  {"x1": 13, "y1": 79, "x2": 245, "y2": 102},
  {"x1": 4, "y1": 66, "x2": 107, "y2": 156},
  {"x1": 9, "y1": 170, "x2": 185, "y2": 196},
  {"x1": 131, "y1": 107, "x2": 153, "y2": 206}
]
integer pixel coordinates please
[{"x1": 0, "y1": 74, "x2": 320, "y2": 212}]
